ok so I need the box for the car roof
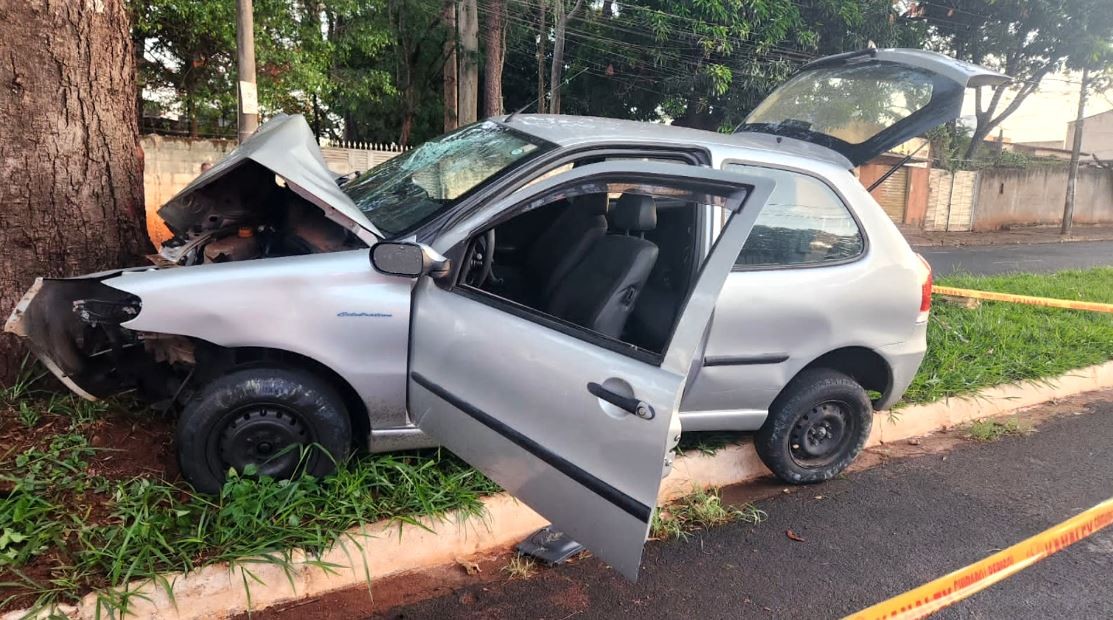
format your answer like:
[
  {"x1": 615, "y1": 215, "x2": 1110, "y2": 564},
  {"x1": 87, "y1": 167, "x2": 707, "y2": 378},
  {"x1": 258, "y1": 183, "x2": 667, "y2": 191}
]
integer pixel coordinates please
[{"x1": 498, "y1": 114, "x2": 854, "y2": 170}]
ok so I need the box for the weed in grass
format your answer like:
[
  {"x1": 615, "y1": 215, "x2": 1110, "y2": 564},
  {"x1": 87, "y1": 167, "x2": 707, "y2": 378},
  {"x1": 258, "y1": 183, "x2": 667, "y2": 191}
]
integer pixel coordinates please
[
  {"x1": 16, "y1": 402, "x2": 40, "y2": 429},
  {"x1": 0, "y1": 487, "x2": 63, "y2": 567},
  {"x1": 49, "y1": 395, "x2": 109, "y2": 427},
  {"x1": 652, "y1": 487, "x2": 767, "y2": 541},
  {"x1": 0, "y1": 355, "x2": 47, "y2": 404},
  {"x1": 965, "y1": 417, "x2": 1030, "y2": 442},
  {"x1": 502, "y1": 554, "x2": 536, "y2": 579}
]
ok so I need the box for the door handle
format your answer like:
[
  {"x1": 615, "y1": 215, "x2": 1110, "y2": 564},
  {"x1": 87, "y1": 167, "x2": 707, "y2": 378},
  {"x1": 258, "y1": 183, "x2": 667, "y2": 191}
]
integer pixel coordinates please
[{"x1": 587, "y1": 382, "x2": 655, "y2": 420}]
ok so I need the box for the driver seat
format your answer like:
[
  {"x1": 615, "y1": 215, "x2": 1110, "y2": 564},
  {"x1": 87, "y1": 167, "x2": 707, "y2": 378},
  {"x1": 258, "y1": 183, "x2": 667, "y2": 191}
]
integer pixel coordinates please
[{"x1": 546, "y1": 194, "x2": 659, "y2": 339}]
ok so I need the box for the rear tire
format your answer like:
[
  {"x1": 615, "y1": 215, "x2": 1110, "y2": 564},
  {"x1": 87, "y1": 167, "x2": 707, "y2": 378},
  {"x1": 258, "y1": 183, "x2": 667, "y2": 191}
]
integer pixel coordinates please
[
  {"x1": 755, "y1": 369, "x2": 872, "y2": 484},
  {"x1": 177, "y1": 366, "x2": 351, "y2": 495}
]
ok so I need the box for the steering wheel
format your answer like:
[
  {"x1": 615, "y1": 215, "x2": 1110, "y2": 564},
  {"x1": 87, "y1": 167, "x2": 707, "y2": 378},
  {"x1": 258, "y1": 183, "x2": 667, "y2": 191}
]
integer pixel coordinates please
[{"x1": 465, "y1": 229, "x2": 495, "y2": 287}]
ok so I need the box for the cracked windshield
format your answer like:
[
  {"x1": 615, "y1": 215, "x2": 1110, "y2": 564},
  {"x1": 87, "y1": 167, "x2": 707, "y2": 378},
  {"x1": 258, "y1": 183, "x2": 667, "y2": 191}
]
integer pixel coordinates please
[{"x1": 342, "y1": 121, "x2": 552, "y2": 236}]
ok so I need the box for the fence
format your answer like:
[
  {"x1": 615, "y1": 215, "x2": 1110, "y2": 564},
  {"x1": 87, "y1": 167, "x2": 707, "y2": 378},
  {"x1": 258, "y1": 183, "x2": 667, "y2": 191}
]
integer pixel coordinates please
[
  {"x1": 902, "y1": 165, "x2": 1113, "y2": 233},
  {"x1": 972, "y1": 167, "x2": 1113, "y2": 231},
  {"x1": 141, "y1": 134, "x2": 405, "y2": 244}
]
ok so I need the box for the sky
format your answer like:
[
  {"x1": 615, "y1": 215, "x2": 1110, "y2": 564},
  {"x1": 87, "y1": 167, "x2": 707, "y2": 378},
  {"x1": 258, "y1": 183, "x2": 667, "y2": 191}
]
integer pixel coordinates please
[{"x1": 961, "y1": 69, "x2": 1113, "y2": 146}]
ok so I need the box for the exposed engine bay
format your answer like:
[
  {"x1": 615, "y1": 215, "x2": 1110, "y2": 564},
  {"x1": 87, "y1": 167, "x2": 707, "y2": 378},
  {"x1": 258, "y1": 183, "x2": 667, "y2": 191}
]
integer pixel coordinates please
[
  {"x1": 5, "y1": 119, "x2": 376, "y2": 408},
  {"x1": 156, "y1": 160, "x2": 366, "y2": 267}
]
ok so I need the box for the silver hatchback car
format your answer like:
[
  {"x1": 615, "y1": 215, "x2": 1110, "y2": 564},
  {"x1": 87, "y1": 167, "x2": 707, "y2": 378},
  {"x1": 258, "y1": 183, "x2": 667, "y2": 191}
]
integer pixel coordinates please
[{"x1": 8, "y1": 49, "x2": 1006, "y2": 577}]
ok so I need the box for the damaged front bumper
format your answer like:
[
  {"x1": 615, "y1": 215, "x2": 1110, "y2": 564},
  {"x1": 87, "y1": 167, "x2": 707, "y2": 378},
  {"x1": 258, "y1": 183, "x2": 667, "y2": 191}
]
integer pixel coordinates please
[{"x1": 4, "y1": 272, "x2": 170, "y2": 401}]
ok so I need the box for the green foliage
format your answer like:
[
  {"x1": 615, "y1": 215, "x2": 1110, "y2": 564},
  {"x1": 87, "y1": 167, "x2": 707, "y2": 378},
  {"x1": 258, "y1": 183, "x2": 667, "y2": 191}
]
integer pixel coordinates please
[
  {"x1": 547, "y1": 0, "x2": 914, "y2": 131},
  {"x1": 134, "y1": 0, "x2": 921, "y2": 143},
  {"x1": 132, "y1": 0, "x2": 397, "y2": 138}
]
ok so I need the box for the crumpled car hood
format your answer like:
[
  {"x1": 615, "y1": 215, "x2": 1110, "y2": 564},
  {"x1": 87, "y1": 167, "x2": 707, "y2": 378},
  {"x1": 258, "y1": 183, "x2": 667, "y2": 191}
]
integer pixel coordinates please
[{"x1": 157, "y1": 114, "x2": 382, "y2": 242}]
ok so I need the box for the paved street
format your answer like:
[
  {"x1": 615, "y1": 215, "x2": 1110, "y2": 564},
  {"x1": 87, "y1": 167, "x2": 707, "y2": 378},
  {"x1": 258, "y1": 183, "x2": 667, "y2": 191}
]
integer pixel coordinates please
[
  {"x1": 918, "y1": 240, "x2": 1113, "y2": 276},
  {"x1": 365, "y1": 393, "x2": 1113, "y2": 619}
]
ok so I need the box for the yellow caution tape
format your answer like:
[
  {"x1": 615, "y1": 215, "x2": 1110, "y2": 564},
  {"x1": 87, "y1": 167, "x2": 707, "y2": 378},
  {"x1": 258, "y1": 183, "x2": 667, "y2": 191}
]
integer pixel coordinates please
[
  {"x1": 844, "y1": 497, "x2": 1113, "y2": 620},
  {"x1": 933, "y1": 286, "x2": 1113, "y2": 314}
]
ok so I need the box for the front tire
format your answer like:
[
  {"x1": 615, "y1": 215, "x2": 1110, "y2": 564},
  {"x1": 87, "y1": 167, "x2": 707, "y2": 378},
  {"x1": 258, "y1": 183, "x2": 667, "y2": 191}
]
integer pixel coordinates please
[
  {"x1": 177, "y1": 367, "x2": 352, "y2": 494},
  {"x1": 755, "y1": 369, "x2": 872, "y2": 484}
]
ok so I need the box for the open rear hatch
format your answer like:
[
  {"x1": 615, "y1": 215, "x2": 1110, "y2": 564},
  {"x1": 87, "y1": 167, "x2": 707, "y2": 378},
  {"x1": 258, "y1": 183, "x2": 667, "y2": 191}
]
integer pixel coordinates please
[{"x1": 735, "y1": 48, "x2": 1010, "y2": 166}]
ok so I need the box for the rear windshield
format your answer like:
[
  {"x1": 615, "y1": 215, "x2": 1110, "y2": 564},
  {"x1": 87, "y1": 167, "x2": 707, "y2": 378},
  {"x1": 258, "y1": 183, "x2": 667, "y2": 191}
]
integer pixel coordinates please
[{"x1": 744, "y1": 61, "x2": 936, "y2": 146}]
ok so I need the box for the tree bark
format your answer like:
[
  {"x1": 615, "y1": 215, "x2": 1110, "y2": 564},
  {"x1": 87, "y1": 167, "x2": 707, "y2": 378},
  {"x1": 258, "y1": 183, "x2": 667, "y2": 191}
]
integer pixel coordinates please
[
  {"x1": 0, "y1": 0, "x2": 150, "y2": 385},
  {"x1": 443, "y1": 0, "x2": 458, "y2": 132},
  {"x1": 1062, "y1": 67, "x2": 1090, "y2": 236},
  {"x1": 483, "y1": 0, "x2": 506, "y2": 117},
  {"x1": 457, "y1": 0, "x2": 479, "y2": 125},
  {"x1": 548, "y1": 0, "x2": 583, "y2": 115}
]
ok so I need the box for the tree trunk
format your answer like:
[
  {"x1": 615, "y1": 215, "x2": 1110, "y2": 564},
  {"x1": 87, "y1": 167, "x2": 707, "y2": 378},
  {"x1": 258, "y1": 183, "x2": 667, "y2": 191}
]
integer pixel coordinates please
[
  {"x1": 0, "y1": 0, "x2": 150, "y2": 385},
  {"x1": 548, "y1": 0, "x2": 582, "y2": 115},
  {"x1": 443, "y1": 0, "x2": 458, "y2": 132},
  {"x1": 483, "y1": 0, "x2": 506, "y2": 117},
  {"x1": 536, "y1": 0, "x2": 547, "y2": 112},
  {"x1": 457, "y1": 0, "x2": 479, "y2": 125}
]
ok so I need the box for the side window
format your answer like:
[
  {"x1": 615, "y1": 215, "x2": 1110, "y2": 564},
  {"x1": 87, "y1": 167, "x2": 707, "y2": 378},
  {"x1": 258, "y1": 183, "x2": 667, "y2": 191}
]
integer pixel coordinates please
[{"x1": 724, "y1": 165, "x2": 863, "y2": 268}]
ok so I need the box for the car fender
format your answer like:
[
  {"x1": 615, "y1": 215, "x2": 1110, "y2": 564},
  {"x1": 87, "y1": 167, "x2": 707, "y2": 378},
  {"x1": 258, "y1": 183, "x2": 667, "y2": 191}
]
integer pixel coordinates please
[{"x1": 103, "y1": 250, "x2": 414, "y2": 426}]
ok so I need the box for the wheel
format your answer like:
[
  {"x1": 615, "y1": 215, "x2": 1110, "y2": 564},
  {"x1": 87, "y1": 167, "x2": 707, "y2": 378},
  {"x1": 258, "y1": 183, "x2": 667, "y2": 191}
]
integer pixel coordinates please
[
  {"x1": 754, "y1": 369, "x2": 872, "y2": 484},
  {"x1": 177, "y1": 366, "x2": 352, "y2": 494}
]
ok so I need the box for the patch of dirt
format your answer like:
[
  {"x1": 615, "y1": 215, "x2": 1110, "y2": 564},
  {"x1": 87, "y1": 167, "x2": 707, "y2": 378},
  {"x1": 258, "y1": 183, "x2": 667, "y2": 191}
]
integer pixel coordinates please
[
  {"x1": 237, "y1": 552, "x2": 515, "y2": 620},
  {"x1": 0, "y1": 402, "x2": 177, "y2": 483},
  {"x1": 83, "y1": 410, "x2": 179, "y2": 482},
  {"x1": 0, "y1": 398, "x2": 177, "y2": 613}
]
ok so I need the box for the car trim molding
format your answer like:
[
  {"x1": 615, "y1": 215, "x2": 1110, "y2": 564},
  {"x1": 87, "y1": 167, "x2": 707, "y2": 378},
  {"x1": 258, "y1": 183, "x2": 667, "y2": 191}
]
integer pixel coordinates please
[
  {"x1": 410, "y1": 371, "x2": 654, "y2": 524},
  {"x1": 703, "y1": 353, "x2": 789, "y2": 367}
]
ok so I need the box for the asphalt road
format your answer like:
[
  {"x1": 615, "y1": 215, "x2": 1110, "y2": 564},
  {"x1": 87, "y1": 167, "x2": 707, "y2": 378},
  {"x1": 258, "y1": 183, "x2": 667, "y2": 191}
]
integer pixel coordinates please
[
  {"x1": 373, "y1": 396, "x2": 1113, "y2": 619},
  {"x1": 918, "y1": 240, "x2": 1113, "y2": 276}
]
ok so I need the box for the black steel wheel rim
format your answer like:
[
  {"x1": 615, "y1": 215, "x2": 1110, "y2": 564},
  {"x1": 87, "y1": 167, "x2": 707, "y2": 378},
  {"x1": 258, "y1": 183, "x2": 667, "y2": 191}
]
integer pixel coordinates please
[
  {"x1": 211, "y1": 404, "x2": 315, "y2": 480},
  {"x1": 788, "y1": 400, "x2": 856, "y2": 468}
]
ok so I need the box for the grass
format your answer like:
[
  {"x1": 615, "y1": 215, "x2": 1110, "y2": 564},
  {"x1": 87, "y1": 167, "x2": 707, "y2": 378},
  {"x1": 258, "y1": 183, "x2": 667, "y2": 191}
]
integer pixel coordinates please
[
  {"x1": 651, "y1": 487, "x2": 767, "y2": 541},
  {"x1": 501, "y1": 554, "x2": 536, "y2": 579},
  {"x1": 0, "y1": 388, "x2": 499, "y2": 615},
  {"x1": 903, "y1": 268, "x2": 1113, "y2": 404},
  {"x1": 965, "y1": 417, "x2": 1030, "y2": 442}
]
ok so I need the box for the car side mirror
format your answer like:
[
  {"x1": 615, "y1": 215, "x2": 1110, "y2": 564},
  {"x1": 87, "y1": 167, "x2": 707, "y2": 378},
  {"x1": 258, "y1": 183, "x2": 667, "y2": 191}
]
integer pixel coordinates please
[{"x1": 370, "y1": 242, "x2": 449, "y2": 278}]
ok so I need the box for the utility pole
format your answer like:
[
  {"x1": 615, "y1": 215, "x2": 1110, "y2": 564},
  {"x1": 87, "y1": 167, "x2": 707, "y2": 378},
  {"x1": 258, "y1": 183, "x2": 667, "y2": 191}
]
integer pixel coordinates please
[
  {"x1": 1062, "y1": 67, "x2": 1090, "y2": 236},
  {"x1": 235, "y1": 0, "x2": 259, "y2": 143},
  {"x1": 457, "y1": 0, "x2": 479, "y2": 125}
]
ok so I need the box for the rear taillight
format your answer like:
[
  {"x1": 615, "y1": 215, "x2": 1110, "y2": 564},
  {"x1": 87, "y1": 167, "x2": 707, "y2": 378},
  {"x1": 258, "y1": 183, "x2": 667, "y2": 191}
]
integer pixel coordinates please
[{"x1": 916, "y1": 253, "x2": 932, "y2": 320}]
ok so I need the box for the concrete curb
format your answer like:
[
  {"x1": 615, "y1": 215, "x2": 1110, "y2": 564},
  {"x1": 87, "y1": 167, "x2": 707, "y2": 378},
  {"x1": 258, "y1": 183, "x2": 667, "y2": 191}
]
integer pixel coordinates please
[{"x1": 8, "y1": 360, "x2": 1113, "y2": 620}]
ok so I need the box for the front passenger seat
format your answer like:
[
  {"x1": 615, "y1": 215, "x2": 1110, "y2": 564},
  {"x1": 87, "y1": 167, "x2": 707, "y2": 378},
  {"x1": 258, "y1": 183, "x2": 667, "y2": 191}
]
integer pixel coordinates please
[{"x1": 546, "y1": 194, "x2": 659, "y2": 340}]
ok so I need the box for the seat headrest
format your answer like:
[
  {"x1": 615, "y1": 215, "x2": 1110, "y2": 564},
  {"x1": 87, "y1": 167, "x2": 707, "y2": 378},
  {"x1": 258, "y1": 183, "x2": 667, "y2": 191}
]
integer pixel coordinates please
[
  {"x1": 610, "y1": 193, "x2": 657, "y2": 232},
  {"x1": 571, "y1": 193, "x2": 609, "y2": 216}
]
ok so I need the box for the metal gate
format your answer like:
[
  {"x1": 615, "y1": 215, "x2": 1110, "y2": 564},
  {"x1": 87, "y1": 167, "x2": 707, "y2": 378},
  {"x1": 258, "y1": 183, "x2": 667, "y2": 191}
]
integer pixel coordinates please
[{"x1": 872, "y1": 166, "x2": 908, "y2": 223}]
